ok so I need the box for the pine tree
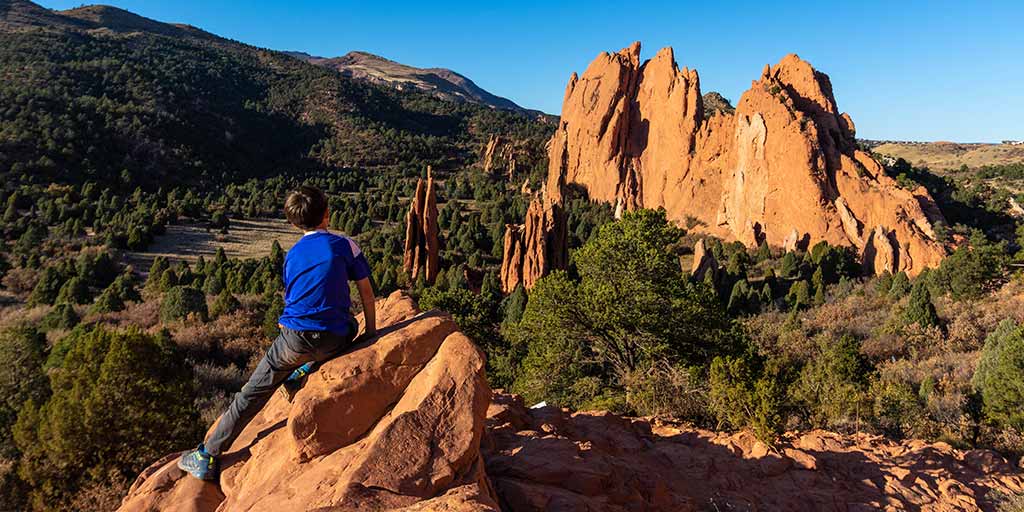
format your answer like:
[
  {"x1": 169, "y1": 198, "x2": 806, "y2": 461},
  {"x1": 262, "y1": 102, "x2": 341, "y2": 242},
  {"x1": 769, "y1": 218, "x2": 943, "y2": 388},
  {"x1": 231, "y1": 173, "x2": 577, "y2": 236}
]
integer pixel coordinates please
[
  {"x1": 55, "y1": 277, "x2": 89, "y2": 305},
  {"x1": 209, "y1": 289, "x2": 241, "y2": 318},
  {"x1": 780, "y1": 252, "x2": 799, "y2": 278},
  {"x1": 888, "y1": 271, "x2": 911, "y2": 299},
  {"x1": 811, "y1": 267, "x2": 826, "y2": 306},
  {"x1": 904, "y1": 281, "x2": 939, "y2": 328},
  {"x1": 28, "y1": 268, "x2": 64, "y2": 306}
]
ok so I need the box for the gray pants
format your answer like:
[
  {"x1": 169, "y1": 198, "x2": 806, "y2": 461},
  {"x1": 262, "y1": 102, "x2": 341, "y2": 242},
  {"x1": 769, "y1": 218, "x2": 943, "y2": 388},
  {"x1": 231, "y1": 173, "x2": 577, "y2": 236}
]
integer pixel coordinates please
[{"x1": 204, "y1": 322, "x2": 355, "y2": 455}]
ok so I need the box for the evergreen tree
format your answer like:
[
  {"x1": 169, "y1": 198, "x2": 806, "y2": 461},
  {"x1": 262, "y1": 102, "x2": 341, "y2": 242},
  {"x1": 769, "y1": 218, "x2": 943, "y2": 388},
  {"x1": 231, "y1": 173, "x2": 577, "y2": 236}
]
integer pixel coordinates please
[
  {"x1": 811, "y1": 267, "x2": 826, "y2": 306},
  {"x1": 42, "y1": 304, "x2": 80, "y2": 331},
  {"x1": 160, "y1": 286, "x2": 208, "y2": 322},
  {"x1": 780, "y1": 252, "x2": 799, "y2": 278},
  {"x1": 787, "y1": 280, "x2": 811, "y2": 310},
  {"x1": 55, "y1": 277, "x2": 89, "y2": 305},
  {"x1": 903, "y1": 281, "x2": 939, "y2": 328},
  {"x1": 28, "y1": 268, "x2": 64, "y2": 306},
  {"x1": 13, "y1": 327, "x2": 199, "y2": 509},
  {"x1": 888, "y1": 271, "x2": 911, "y2": 299},
  {"x1": 209, "y1": 289, "x2": 241, "y2": 318},
  {"x1": 263, "y1": 294, "x2": 285, "y2": 338}
]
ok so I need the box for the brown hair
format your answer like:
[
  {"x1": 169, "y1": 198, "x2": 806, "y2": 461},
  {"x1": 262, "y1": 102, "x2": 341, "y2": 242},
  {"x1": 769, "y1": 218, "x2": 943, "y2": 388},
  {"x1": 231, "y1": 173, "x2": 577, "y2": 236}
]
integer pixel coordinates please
[{"x1": 284, "y1": 185, "x2": 328, "y2": 230}]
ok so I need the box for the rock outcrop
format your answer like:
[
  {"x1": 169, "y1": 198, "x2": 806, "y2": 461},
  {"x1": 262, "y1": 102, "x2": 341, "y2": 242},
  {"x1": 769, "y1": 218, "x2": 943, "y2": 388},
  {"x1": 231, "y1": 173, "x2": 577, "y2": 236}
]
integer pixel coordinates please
[
  {"x1": 546, "y1": 42, "x2": 948, "y2": 275},
  {"x1": 485, "y1": 394, "x2": 1024, "y2": 511},
  {"x1": 119, "y1": 298, "x2": 1024, "y2": 511},
  {"x1": 689, "y1": 238, "x2": 719, "y2": 283},
  {"x1": 403, "y1": 169, "x2": 440, "y2": 284},
  {"x1": 118, "y1": 292, "x2": 496, "y2": 512},
  {"x1": 482, "y1": 135, "x2": 517, "y2": 180},
  {"x1": 499, "y1": 192, "x2": 568, "y2": 293}
]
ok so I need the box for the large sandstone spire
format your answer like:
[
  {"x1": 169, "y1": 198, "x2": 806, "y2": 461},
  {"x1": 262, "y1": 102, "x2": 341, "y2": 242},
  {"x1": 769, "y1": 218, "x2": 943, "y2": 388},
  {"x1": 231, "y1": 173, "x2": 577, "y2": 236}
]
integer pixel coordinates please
[
  {"x1": 499, "y1": 190, "x2": 568, "y2": 293},
  {"x1": 546, "y1": 42, "x2": 948, "y2": 275},
  {"x1": 403, "y1": 167, "x2": 440, "y2": 284}
]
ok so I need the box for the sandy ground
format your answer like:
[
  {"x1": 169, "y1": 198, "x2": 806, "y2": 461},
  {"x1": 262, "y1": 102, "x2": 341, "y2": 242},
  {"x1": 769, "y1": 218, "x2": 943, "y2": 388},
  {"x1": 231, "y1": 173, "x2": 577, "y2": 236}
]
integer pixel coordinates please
[{"x1": 127, "y1": 218, "x2": 302, "y2": 271}]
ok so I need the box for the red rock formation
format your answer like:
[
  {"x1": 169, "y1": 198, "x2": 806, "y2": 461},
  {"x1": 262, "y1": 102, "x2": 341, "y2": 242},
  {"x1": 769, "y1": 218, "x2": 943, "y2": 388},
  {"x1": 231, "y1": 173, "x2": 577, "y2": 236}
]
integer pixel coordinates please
[
  {"x1": 499, "y1": 192, "x2": 567, "y2": 293},
  {"x1": 118, "y1": 292, "x2": 497, "y2": 512},
  {"x1": 482, "y1": 134, "x2": 517, "y2": 180},
  {"x1": 689, "y1": 238, "x2": 719, "y2": 283},
  {"x1": 403, "y1": 168, "x2": 440, "y2": 284},
  {"x1": 485, "y1": 393, "x2": 1024, "y2": 511},
  {"x1": 546, "y1": 43, "x2": 948, "y2": 275}
]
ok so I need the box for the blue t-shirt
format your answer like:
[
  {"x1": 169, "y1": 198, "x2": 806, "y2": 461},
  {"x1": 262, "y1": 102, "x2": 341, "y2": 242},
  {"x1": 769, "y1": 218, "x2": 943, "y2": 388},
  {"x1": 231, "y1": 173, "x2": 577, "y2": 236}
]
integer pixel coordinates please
[{"x1": 279, "y1": 231, "x2": 371, "y2": 334}]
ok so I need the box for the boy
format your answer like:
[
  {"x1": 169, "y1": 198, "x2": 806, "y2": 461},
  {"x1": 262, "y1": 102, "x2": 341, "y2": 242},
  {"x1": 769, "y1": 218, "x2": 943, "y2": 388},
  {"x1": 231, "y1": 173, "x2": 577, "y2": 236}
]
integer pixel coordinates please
[{"x1": 179, "y1": 185, "x2": 376, "y2": 481}]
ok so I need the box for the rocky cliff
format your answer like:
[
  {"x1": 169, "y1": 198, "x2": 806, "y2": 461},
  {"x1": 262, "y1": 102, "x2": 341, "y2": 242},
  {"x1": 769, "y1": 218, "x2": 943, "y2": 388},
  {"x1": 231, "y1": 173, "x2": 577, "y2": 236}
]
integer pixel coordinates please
[
  {"x1": 403, "y1": 170, "x2": 440, "y2": 284},
  {"x1": 546, "y1": 42, "x2": 948, "y2": 275},
  {"x1": 119, "y1": 292, "x2": 1024, "y2": 511},
  {"x1": 498, "y1": 193, "x2": 568, "y2": 293}
]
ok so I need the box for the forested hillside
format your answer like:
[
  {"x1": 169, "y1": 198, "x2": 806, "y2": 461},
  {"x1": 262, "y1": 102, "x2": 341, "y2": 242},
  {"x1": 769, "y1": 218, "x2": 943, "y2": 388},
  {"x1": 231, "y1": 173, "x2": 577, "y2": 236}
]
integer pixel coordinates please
[{"x1": 0, "y1": 0, "x2": 552, "y2": 189}]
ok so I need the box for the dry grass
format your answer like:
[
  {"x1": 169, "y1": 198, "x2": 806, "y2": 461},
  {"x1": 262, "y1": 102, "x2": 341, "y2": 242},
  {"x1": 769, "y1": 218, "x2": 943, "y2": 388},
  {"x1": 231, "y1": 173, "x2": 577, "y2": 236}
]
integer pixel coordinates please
[
  {"x1": 127, "y1": 217, "x2": 301, "y2": 269},
  {"x1": 873, "y1": 142, "x2": 1024, "y2": 172}
]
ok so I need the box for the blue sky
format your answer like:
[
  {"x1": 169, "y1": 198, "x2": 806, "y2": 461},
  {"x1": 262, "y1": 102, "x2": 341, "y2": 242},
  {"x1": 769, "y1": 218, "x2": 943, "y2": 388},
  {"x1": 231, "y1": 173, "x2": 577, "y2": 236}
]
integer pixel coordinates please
[{"x1": 39, "y1": 0, "x2": 1023, "y2": 142}]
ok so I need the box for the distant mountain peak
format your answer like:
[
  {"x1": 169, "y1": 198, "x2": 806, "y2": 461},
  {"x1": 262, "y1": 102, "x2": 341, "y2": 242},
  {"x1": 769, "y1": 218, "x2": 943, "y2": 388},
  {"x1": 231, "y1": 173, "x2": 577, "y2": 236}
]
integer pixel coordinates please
[
  {"x1": 0, "y1": 0, "x2": 214, "y2": 39},
  {"x1": 290, "y1": 49, "x2": 533, "y2": 113}
]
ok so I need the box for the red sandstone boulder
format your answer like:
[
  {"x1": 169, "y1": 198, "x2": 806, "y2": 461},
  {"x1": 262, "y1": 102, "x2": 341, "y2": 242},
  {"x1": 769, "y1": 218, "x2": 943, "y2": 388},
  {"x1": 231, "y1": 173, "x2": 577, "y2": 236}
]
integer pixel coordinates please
[{"x1": 117, "y1": 292, "x2": 494, "y2": 512}]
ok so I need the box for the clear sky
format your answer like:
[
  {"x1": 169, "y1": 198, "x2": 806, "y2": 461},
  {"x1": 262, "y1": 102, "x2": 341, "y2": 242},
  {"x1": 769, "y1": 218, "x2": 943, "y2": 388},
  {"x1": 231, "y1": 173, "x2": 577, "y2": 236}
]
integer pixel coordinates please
[{"x1": 38, "y1": 0, "x2": 1024, "y2": 142}]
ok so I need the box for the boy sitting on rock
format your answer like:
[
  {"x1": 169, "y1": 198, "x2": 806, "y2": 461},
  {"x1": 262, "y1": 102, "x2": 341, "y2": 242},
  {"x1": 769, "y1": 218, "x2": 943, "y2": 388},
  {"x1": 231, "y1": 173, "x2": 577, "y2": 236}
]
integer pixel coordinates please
[{"x1": 179, "y1": 185, "x2": 377, "y2": 481}]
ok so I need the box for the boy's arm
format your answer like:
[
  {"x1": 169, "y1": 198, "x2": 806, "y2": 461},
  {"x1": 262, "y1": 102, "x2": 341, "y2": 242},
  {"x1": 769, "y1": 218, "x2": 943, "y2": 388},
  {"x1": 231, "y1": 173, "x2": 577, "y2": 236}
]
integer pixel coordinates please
[{"x1": 356, "y1": 277, "x2": 376, "y2": 337}]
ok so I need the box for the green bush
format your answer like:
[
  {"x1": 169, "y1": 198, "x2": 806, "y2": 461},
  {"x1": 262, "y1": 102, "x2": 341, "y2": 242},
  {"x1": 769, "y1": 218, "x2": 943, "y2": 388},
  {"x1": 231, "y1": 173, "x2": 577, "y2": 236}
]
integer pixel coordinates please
[
  {"x1": 419, "y1": 286, "x2": 496, "y2": 346},
  {"x1": 263, "y1": 294, "x2": 285, "y2": 338},
  {"x1": 708, "y1": 353, "x2": 789, "y2": 443},
  {"x1": 55, "y1": 276, "x2": 89, "y2": 305},
  {"x1": 209, "y1": 289, "x2": 241, "y2": 318},
  {"x1": 888, "y1": 271, "x2": 911, "y2": 298},
  {"x1": 13, "y1": 326, "x2": 199, "y2": 509},
  {"x1": 0, "y1": 326, "x2": 48, "y2": 457},
  {"x1": 160, "y1": 286, "x2": 208, "y2": 323},
  {"x1": 27, "y1": 267, "x2": 63, "y2": 306},
  {"x1": 974, "y1": 320, "x2": 1024, "y2": 429},
  {"x1": 790, "y1": 335, "x2": 868, "y2": 428},
  {"x1": 41, "y1": 304, "x2": 79, "y2": 331},
  {"x1": 930, "y1": 233, "x2": 1007, "y2": 300},
  {"x1": 870, "y1": 378, "x2": 924, "y2": 438}
]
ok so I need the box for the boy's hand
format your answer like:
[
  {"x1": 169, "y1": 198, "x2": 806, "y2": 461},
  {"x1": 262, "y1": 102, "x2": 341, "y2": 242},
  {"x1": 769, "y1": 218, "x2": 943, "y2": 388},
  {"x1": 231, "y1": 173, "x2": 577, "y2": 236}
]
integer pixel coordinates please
[{"x1": 355, "y1": 277, "x2": 377, "y2": 339}]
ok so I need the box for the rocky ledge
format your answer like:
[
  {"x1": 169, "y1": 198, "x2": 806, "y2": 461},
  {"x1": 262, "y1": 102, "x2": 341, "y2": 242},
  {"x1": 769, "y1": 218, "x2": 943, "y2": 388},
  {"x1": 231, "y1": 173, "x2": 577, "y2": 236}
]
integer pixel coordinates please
[{"x1": 120, "y1": 292, "x2": 1024, "y2": 511}]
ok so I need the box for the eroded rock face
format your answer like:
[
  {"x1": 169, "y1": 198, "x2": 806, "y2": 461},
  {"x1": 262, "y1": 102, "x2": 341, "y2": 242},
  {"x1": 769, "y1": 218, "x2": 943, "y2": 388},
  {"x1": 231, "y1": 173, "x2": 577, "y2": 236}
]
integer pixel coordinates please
[
  {"x1": 546, "y1": 42, "x2": 948, "y2": 275},
  {"x1": 689, "y1": 238, "x2": 719, "y2": 284},
  {"x1": 118, "y1": 292, "x2": 495, "y2": 512},
  {"x1": 404, "y1": 169, "x2": 440, "y2": 284},
  {"x1": 499, "y1": 193, "x2": 568, "y2": 293},
  {"x1": 482, "y1": 134, "x2": 517, "y2": 180},
  {"x1": 484, "y1": 393, "x2": 1024, "y2": 511}
]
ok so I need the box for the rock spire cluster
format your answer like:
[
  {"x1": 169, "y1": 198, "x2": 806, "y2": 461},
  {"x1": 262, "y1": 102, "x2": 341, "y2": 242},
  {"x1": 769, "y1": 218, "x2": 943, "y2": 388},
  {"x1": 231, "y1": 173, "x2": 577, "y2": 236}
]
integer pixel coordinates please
[
  {"x1": 545, "y1": 42, "x2": 948, "y2": 275},
  {"x1": 403, "y1": 167, "x2": 440, "y2": 284},
  {"x1": 499, "y1": 190, "x2": 568, "y2": 293}
]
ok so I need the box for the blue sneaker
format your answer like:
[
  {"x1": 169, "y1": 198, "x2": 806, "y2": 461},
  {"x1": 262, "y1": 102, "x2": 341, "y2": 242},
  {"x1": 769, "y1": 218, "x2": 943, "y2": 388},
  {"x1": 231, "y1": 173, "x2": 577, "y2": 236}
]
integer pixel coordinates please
[
  {"x1": 279, "y1": 362, "x2": 313, "y2": 403},
  {"x1": 177, "y1": 444, "x2": 217, "y2": 481}
]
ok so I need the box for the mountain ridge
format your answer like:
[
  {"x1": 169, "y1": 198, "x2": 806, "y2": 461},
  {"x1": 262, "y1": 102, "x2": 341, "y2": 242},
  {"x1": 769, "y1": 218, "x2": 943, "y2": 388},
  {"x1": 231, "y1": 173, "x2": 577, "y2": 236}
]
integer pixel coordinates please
[{"x1": 287, "y1": 49, "x2": 538, "y2": 114}]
